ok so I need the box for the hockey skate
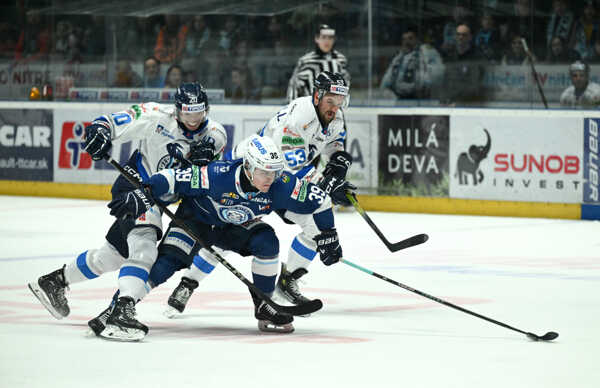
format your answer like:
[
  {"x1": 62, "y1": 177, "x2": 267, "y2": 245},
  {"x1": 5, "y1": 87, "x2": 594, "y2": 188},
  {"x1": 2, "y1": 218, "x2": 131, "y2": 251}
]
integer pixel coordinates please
[
  {"x1": 276, "y1": 263, "x2": 310, "y2": 305},
  {"x1": 100, "y1": 297, "x2": 148, "y2": 342},
  {"x1": 251, "y1": 290, "x2": 294, "y2": 333},
  {"x1": 28, "y1": 265, "x2": 70, "y2": 319},
  {"x1": 164, "y1": 277, "x2": 199, "y2": 318},
  {"x1": 87, "y1": 291, "x2": 120, "y2": 336},
  {"x1": 87, "y1": 306, "x2": 112, "y2": 337}
]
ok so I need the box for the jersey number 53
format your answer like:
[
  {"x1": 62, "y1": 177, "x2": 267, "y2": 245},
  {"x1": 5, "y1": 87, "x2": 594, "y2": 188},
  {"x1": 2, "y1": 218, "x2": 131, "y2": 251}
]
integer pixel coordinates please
[{"x1": 284, "y1": 149, "x2": 306, "y2": 168}]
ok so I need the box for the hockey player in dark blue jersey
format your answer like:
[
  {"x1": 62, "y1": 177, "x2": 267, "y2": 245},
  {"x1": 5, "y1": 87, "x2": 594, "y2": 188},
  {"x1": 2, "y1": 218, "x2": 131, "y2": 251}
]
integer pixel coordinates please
[{"x1": 98, "y1": 135, "x2": 343, "y2": 340}]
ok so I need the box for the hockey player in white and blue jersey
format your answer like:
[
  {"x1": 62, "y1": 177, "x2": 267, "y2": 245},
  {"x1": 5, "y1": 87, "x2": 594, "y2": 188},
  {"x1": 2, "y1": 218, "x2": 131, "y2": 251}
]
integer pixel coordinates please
[
  {"x1": 165, "y1": 71, "x2": 355, "y2": 315},
  {"x1": 98, "y1": 135, "x2": 342, "y2": 339},
  {"x1": 27, "y1": 83, "x2": 227, "y2": 332}
]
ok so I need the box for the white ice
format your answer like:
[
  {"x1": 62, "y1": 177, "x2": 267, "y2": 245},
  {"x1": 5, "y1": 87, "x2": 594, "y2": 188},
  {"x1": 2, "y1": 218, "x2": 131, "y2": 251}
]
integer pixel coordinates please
[{"x1": 1, "y1": 195, "x2": 598, "y2": 388}]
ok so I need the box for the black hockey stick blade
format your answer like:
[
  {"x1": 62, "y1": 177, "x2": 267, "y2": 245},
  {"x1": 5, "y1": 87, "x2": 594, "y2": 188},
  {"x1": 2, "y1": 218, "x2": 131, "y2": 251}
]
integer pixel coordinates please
[
  {"x1": 387, "y1": 233, "x2": 429, "y2": 252},
  {"x1": 526, "y1": 331, "x2": 559, "y2": 342},
  {"x1": 347, "y1": 192, "x2": 429, "y2": 252},
  {"x1": 276, "y1": 298, "x2": 323, "y2": 315}
]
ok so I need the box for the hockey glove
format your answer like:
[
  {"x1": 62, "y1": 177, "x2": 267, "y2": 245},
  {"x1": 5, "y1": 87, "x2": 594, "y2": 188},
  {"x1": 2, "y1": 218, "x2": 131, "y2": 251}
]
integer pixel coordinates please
[
  {"x1": 166, "y1": 142, "x2": 190, "y2": 168},
  {"x1": 108, "y1": 188, "x2": 155, "y2": 219},
  {"x1": 189, "y1": 139, "x2": 216, "y2": 166},
  {"x1": 319, "y1": 151, "x2": 356, "y2": 206},
  {"x1": 83, "y1": 123, "x2": 112, "y2": 161},
  {"x1": 313, "y1": 228, "x2": 342, "y2": 266}
]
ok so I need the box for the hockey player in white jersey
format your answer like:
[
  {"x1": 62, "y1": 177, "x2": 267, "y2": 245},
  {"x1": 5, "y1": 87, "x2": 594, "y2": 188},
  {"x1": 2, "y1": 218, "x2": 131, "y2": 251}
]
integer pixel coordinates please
[
  {"x1": 27, "y1": 83, "x2": 227, "y2": 338},
  {"x1": 560, "y1": 61, "x2": 600, "y2": 109},
  {"x1": 164, "y1": 71, "x2": 355, "y2": 315}
]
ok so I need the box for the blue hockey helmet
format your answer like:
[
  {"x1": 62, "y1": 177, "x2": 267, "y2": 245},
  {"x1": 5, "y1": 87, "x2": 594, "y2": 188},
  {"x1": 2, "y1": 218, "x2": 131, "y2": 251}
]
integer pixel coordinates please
[{"x1": 174, "y1": 82, "x2": 209, "y2": 130}]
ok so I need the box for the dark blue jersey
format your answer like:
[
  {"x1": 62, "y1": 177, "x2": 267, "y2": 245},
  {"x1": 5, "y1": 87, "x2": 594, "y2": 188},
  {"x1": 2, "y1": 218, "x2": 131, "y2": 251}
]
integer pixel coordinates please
[{"x1": 148, "y1": 159, "x2": 334, "y2": 230}]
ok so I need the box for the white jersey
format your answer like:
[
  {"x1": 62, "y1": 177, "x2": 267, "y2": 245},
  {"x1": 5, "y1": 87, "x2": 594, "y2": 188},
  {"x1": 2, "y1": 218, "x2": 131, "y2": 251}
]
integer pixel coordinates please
[
  {"x1": 232, "y1": 96, "x2": 346, "y2": 177},
  {"x1": 95, "y1": 102, "x2": 227, "y2": 178},
  {"x1": 560, "y1": 82, "x2": 600, "y2": 109}
]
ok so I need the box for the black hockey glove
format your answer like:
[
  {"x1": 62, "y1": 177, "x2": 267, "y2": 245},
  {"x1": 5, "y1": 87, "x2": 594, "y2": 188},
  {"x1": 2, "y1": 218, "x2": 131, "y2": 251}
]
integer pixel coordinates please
[
  {"x1": 313, "y1": 228, "x2": 342, "y2": 266},
  {"x1": 166, "y1": 142, "x2": 190, "y2": 168},
  {"x1": 319, "y1": 151, "x2": 356, "y2": 206},
  {"x1": 83, "y1": 123, "x2": 112, "y2": 161},
  {"x1": 108, "y1": 188, "x2": 155, "y2": 219},
  {"x1": 189, "y1": 139, "x2": 216, "y2": 166}
]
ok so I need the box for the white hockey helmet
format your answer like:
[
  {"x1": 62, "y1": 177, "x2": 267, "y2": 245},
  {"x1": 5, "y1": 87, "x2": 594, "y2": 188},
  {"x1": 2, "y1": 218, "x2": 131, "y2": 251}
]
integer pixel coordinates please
[{"x1": 243, "y1": 135, "x2": 285, "y2": 180}]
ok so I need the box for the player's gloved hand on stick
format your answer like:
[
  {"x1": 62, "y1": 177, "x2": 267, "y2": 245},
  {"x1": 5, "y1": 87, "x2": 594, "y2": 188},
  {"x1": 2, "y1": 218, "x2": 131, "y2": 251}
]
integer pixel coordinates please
[
  {"x1": 108, "y1": 188, "x2": 155, "y2": 219},
  {"x1": 319, "y1": 177, "x2": 356, "y2": 207},
  {"x1": 318, "y1": 151, "x2": 356, "y2": 206},
  {"x1": 166, "y1": 143, "x2": 189, "y2": 168},
  {"x1": 189, "y1": 139, "x2": 215, "y2": 166},
  {"x1": 83, "y1": 123, "x2": 112, "y2": 161},
  {"x1": 313, "y1": 228, "x2": 342, "y2": 266}
]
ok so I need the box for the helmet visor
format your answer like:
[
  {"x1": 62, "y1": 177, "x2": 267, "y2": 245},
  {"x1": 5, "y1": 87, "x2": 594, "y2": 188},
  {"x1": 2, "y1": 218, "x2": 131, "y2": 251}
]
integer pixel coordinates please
[{"x1": 178, "y1": 103, "x2": 207, "y2": 129}]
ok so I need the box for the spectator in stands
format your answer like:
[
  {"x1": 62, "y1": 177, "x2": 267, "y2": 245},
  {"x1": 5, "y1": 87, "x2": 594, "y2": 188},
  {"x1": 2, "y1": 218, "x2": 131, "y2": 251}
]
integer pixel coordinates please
[
  {"x1": 164, "y1": 64, "x2": 183, "y2": 89},
  {"x1": 112, "y1": 59, "x2": 143, "y2": 87},
  {"x1": 499, "y1": 0, "x2": 546, "y2": 59},
  {"x1": 546, "y1": 35, "x2": 581, "y2": 63},
  {"x1": 440, "y1": 2, "x2": 472, "y2": 58},
  {"x1": 154, "y1": 14, "x2": 188, "y2": 64},
  {"x1": 184, "y1": 15, "x2": 213, "y2": 57},
  {"x1": 143, "y1": 56, "x2": 163, "y2": 88},
  {"x1": 560, "y1": 60, "x2": 600, "y2": 108},
  {"x1": 287, "y1": 23, "x2": 350, "y2": 101},
  {"x1": 501, "y1": 34, "x2": 532, "y2": 65},
  {"x1": 227, "y1": 65, "x2": 260, "y2": 104},
  {"x1": 438, "y1": 23, "x2": 487, "y2": 106},
  {"x1": 546, "y1": 0, "x2": 577, "y2": 60},
  {"x1": 14, "y1": 8, "x2": 51, "y2": 64},
  {"x1": 216, "y1": 15, "x2": 239, "y2": 51},
  {"x1": 380, "y1": 28, "x2": 444, "y2": 100},
  {"x1": 573, "y1": 0, "x2": 599, "y2": 60},
  {"x1": 474, "y1": 12, "x2": 501, "y2": 63}
]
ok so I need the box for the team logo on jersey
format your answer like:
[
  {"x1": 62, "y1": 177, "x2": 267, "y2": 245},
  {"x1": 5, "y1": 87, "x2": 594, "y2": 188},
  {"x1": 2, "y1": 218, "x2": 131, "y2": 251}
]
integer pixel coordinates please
[
  {"x1": 281, "y1": 174, "x2": 291, "y2": 183},
  {"x1": 249, "y1": 196, "x2": 270, "y2": 203},
  {"x1": 282, "y1": 135, "x2": 305, "y2": 146},
  {"x1": 290, "y1": 179, "x2": 304, "y2": 200},
  {"x1": 218, "y1": 205, "x2": 253, "y2": 224},
  {"x1": 283, "y1": 126, "x2": 301, "y2": 137},
  {"x1": 58, "y1": 121, "x2": 93, "y2": 169}
]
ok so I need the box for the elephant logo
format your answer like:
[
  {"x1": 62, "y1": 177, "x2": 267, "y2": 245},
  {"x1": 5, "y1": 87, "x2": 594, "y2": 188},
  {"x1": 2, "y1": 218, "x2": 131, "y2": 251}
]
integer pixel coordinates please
[{"x1": 456, "y1": 128, "x2": 491, "y2": 185}]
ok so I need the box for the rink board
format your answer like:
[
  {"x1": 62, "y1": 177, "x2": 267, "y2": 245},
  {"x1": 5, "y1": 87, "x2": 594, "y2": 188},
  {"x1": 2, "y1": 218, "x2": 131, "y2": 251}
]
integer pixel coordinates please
[{"x1": 1, "y1": 101, "x2": 599, "y2": 219}]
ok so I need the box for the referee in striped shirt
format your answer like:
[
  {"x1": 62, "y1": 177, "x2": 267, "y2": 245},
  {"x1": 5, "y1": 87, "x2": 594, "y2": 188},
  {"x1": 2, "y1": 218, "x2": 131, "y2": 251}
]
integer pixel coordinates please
[{"x1": 286, "y1": 24, "x2": 351, "y2": 102}]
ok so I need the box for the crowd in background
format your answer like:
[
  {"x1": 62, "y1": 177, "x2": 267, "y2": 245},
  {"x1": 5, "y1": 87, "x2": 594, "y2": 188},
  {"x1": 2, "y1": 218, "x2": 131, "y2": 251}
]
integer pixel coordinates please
[{"x1": 0, "y1": 0, "x2": 598, "y2": 106}]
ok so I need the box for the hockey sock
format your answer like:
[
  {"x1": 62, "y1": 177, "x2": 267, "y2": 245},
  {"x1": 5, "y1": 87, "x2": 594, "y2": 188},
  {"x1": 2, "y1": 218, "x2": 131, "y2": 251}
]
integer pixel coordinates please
[
  {"x1": 251, "y1": 256, "x2": 279, "y2": 294},
  {"x1": 286, "y1": 235, "x2": 317, "y2": 273}
]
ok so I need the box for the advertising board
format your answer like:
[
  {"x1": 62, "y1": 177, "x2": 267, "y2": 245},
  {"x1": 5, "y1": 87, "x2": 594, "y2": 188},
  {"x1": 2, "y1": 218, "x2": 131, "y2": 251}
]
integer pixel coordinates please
[{"x1": 450, "y1": 115, "x2": 583, "y2": 203}]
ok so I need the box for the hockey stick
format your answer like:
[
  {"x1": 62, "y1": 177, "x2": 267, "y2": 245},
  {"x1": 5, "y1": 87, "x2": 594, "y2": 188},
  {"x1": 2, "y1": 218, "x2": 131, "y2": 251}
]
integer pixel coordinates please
[
  {"x1": 521, "y1": 38, "x2": 548, "y2": 109},
  {"x1": 346, "y1": 192, "x2": 428, "y2": 252},
  {"x1": 105, "y1": 156, "x2": 323, "y2": 317},
  {"x1": 340, "y1": 258, "x2": 558, "y2": 341}
]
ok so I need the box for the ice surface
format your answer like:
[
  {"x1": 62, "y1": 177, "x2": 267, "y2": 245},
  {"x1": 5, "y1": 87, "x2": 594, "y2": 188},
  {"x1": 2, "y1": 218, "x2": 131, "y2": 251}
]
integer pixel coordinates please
[{"x1": 1, "y1": 195, "x2": 598, "y2": 388}]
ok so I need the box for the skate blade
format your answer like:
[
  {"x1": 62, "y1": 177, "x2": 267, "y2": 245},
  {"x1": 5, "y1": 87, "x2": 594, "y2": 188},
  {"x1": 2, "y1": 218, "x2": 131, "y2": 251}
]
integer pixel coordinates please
[
  {"x1": 163, "y1": 306, "x2": 181, "y2": 319},
  {"x1": 257, "y1": 320, "x2": 295, "y2": 334},
  {"x1": 28, "y1": 282, "x2": 64, "y2": 320},
  {"x1": 100, "y1": 324, "x2": 146, "y2": 342}
]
